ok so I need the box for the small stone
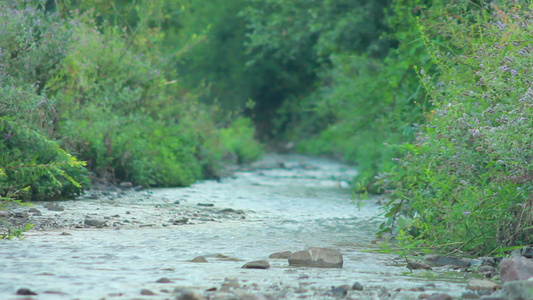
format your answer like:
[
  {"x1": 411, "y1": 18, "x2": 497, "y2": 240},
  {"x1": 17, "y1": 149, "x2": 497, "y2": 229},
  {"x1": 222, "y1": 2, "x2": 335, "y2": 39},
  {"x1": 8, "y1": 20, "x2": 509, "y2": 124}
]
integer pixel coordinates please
[
  {"x1": 0, "y1": 211, "x2": 9, "y2": 218},
  {"x1": 269, "y1": 251, "x2": 292, "y2": 259},
  {"x1": 327, "y1": 286, "x2": 348, "y2": 297},
  {"x1": 45, "y1": 203, "x2": 65, "y2": 212},
  {"x1": 289, "y1": 247, "x2": 343, "y2": 268},
  {"x1": 173, "y1": 218, "x2": 188, "y2": 225},
  {"x1": 461, "y1": 291, "x2": 479, "y2": 299},
  {"x1": 29, "y1": 208, "x2": 41, "y2": 213},
  {"x1": 175, "y1": 290, "x2": 205, "y2": 300},
  {"x1": 407, "y1": 259, "x2": 432, "y2": 270},
  {"x1": 17, "y1": 288, "x2": 38, "y2": 295},
  {"x1": 352, "y1": 282, "x2": 364, "y2": 291},
  {"x1": 197, "y1": 203, "x2": 214, "y2": 207},
  {"x1": 14, "y1": 212, "x2": 29, "y2": 218},
  {"x1": 84, "y1": 218, "x2": 106, "y2": 227},
  {"x1": 174, "y1": 200, "x2": 180, "y2": 204},
  {"x1": 467, "y1": 279, "x2": 499, "y2": 291},
  {"x1": 242, "y1": 260, "x2": 270, "y2": 269},
  {"x1": 479, "y1": 297, "x2": 503, "y2": 300},
  {"x1": 191, "y1": 256, "x2": 208, "y2": 263},
  {"x1": 156, "y1": 277, "x2": 172, "y2": 283},
  {"x1": 140, "y1": 289, "x2": 156, "y2": 295},
  {"x1": 477, "y1": 266, "x2": 495, "y2": 274},
  {"x1": 418, "y1": 294, "x2": 431, "y2": 299},
  {"x1": 298, "y1": 274, "x2": 309, "y2": 279},
  {"x1": 424, "y1": 254, "x2": 470, "y2": 268},
  {"x1": 427, "y1": 293, "x2": 452, "y2": 300},
  {"x1": 410, "y1": 286, "x2": 425, "y2": 292},
  {"x1": 60, "y1": 232, "x2": 71, "y2": 236},
  {"x1": 522, "y1": 247, "x2": 533, "y2": 258}
]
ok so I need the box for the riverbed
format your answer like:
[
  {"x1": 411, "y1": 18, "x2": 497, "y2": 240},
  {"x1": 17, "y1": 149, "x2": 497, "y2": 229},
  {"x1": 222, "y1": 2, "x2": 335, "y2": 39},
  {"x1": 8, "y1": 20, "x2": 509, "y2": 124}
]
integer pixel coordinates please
[{"x1": 0, "y1": 154, "x2": 470, "y2": 299}]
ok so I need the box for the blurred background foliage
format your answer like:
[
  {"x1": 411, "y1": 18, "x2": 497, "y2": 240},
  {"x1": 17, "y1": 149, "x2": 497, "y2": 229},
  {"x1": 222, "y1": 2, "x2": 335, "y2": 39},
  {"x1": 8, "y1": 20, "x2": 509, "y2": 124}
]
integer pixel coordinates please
[{"x1": 1, "y1": 0, "x2": 532, "y2": 254}]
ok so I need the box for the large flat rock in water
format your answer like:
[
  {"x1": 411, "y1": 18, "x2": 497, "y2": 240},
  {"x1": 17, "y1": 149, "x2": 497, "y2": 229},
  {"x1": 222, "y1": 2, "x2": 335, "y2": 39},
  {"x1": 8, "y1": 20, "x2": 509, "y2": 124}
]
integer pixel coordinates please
[{"x1": 288, "y1": 247, "x2": 343, "y2": 268}]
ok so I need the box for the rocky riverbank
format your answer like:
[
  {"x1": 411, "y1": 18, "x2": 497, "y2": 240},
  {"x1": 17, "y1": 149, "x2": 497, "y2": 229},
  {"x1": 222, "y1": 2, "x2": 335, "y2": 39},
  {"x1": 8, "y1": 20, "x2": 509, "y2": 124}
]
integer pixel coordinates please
[{"x1": 1, "y1": 154, "x2": 532, "y2": 300}]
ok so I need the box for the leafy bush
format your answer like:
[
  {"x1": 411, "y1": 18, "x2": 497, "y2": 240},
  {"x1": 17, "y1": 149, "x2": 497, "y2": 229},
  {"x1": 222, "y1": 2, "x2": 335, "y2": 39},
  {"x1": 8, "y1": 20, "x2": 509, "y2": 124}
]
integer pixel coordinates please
[
  {"x1": 384, "y1": 1, "x2": 533, "y2": 254},
  {"x1": 220, "y1": 117, "x2": 264, "y2": 164},
  {"x1": 0, "y1": 118, "x2": 86, "y2": 202}
]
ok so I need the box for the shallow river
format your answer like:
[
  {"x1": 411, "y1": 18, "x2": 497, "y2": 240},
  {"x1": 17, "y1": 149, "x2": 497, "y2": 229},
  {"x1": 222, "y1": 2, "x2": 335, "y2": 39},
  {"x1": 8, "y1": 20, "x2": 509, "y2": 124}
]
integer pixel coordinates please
[{"x1": 0, "y1": 154, "x2": 469, "y2": 299}]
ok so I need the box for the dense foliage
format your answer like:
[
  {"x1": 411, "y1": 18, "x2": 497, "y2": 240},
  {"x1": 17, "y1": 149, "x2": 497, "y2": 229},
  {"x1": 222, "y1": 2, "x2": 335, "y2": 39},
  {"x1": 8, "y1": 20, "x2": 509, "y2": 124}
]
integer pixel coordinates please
[
  {"x1": 2, "y1": 0, "x2": 531, "y2": 254},
  {"x1": 383, "y1": 1, "x2": 533, "y2": 254},
  {"x1": 0, "y1": 0, "x2": 262, "y2": 207}
]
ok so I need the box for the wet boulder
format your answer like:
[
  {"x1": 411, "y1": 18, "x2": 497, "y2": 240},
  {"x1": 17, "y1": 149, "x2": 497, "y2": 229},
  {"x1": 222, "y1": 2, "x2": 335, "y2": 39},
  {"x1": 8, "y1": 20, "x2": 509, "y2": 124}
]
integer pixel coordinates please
[
  {"x1": 499, "y1": 255, "x2": 533, "y2": 282},
  {"x1": 288, "y1": 247, "x2": 343, "y2": 268},
  {"x1": 503, "y1": 280, "x2": 533, "y2": 300}
]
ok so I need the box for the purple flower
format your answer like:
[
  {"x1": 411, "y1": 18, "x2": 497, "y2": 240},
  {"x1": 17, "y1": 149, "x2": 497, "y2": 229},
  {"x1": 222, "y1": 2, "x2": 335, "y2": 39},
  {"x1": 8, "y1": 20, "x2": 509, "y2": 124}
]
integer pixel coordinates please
[{"x1": 5, "y1": 133, "x2": 12, "y2": 140}]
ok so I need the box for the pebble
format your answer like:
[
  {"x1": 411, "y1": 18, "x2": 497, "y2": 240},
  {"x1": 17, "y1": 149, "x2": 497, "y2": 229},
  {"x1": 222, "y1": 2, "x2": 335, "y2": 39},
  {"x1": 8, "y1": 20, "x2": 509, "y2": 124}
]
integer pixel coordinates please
[
  {"x1": 140, "y1": 289, "x2": 156, "y2": 295},
  {"x1": 17, "y1": 288, "x2": 38, "y2": 295},
  {"x1": 241, "y1": 260, "x2": 270, "y2": 269},
  {"x1": 427, "y1": 293, "x2": 452, "y2": 300},
  {"x1": 352, "y1": 282, "x2": 364, "y2": 291},
  {"x1": 407, "y1": 259, "x2": 432, "y2": 270},
  {"x1": 327, "y1": 286, "x2": 348, "y2": 297},
  {"x1": 60, "y1": 232, "x2": 71, "y2": 236},
  {"x1": 197, "y1": 203, "x2": 214, "y2": 207},
  {"x1": 191, "y1": 256, "x2": 208, "y2": 263},
  {"x1": 156, "y1": 277, "x2": 172, "y2": 283},
  {"x1": 175, "y1": 290, "x2": 205, "y2": 300},
  {"x1": 173, "y1": 218, "x2": 189, "y2": 225}
]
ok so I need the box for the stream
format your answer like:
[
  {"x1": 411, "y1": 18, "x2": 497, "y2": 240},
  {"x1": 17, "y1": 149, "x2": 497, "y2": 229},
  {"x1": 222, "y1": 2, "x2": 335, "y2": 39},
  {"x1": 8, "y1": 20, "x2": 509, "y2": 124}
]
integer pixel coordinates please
[{"x1": 0, "y1": 154, "x2": 469, "y2": 299}]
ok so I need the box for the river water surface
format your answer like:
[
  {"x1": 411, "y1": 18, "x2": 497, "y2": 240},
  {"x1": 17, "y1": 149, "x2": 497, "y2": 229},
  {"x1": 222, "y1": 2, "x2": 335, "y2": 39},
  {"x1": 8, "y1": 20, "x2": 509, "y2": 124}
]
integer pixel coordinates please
[{"x1": 0, "y1": 154, "x2": 469, "y2": 299}]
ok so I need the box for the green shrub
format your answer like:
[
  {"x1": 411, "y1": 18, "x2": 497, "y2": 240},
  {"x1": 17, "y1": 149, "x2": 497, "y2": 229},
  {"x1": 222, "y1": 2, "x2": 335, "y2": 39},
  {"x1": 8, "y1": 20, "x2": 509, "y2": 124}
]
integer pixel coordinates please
[
  {"x1": 0, "y1": 118, "x2": 86, "y2": 202},
  {"x1": 220, "y1": 117, "x2": 263, "y2": 164},
  {"x1": 384, "y1": 1, "x2": 533, "y2": 254}
]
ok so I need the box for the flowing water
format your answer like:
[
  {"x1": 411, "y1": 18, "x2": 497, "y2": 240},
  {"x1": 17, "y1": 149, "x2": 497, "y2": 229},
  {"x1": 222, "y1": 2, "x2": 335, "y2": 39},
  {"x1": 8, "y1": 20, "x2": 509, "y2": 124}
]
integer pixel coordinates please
[{"x1": 0, "y1": 154, "x2": 469, "y2": 299}]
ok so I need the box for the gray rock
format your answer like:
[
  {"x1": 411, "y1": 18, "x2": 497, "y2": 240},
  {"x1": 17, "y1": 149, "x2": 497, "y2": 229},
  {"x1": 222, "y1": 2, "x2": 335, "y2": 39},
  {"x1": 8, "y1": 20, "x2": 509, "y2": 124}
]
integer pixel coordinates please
[
  {"x1": 467, "y1": 279, "x2": 499, "y2": 291},
  {"x1": 197, "y1": 203, "x2": 214, "y2": 207},
  {"x1": 407, "y1": 259, "x2": 432, "y2": 270},
  {"x1": 156, "y1": 277, "x2": 172, "y2": 283},
  {"x1": 503, "y1": 279, "x2": 533, "y2": 300},
  {"x1": 140, "y1": 289, "x2": 156, "y2": 295},
  {"x1": 191, "y1": 256, "x2": 208, "y2": 263},
  {"x1": 352, "y1": 282, "x2": 364, "y2": 291},
  {"x1": 44, "y1": 203, "x2": 65, "y2": 211},
  {"x1": 461, "y1": 291, "x2": 479, "y2": 299},
  {"x1": 327, "y1": 286, "x2": 348, "y2": 297},
  {"x1": 173, "y1": 218, "x2": 188, "y2": 225},
  {"x1": 14, "y1": 212, "x2": 29, "y2": 218},
  {"x1": 175, "y1": 291, "x2": 205, "y2": 300},
  {"x1": 84, "y1": 218, "x2": 106, "y2": 227},
  {"x1": 424, "y1": 254, "x2": 470, "y2": 268},
  {"x1": 427, "y1": 293, "x2": 452, "y2": 300},
  {"x1": 17, "y1": 288, "x2": 38, "y2": 295},
  {"x1": 29, "y1": 208, "x2": 41, "y2": 213},
  {"x1": 174, "y1": 200, "x2": 180, "y2": 204},
  {"x1": 269, "y1": 251, "x2": 292, "y2": 259},
  {"x1": 522, "y1": 247, "x2": 533, "y2": 258},
  {"x1": 479, "y1": 297, "x2": 503, "y2": 300},
  {"x1": 0, "y1": 211, "x2": 9, "y2": 218},
  {"x1": 242, "y1": 260, "x2": 270, "y2": 269},
  {"x1": 289, "y1": 247, "x2": 343, "y2": 268},
  {"x1": 499, "y1": 255, "x2": 533, "y2": 282}
]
